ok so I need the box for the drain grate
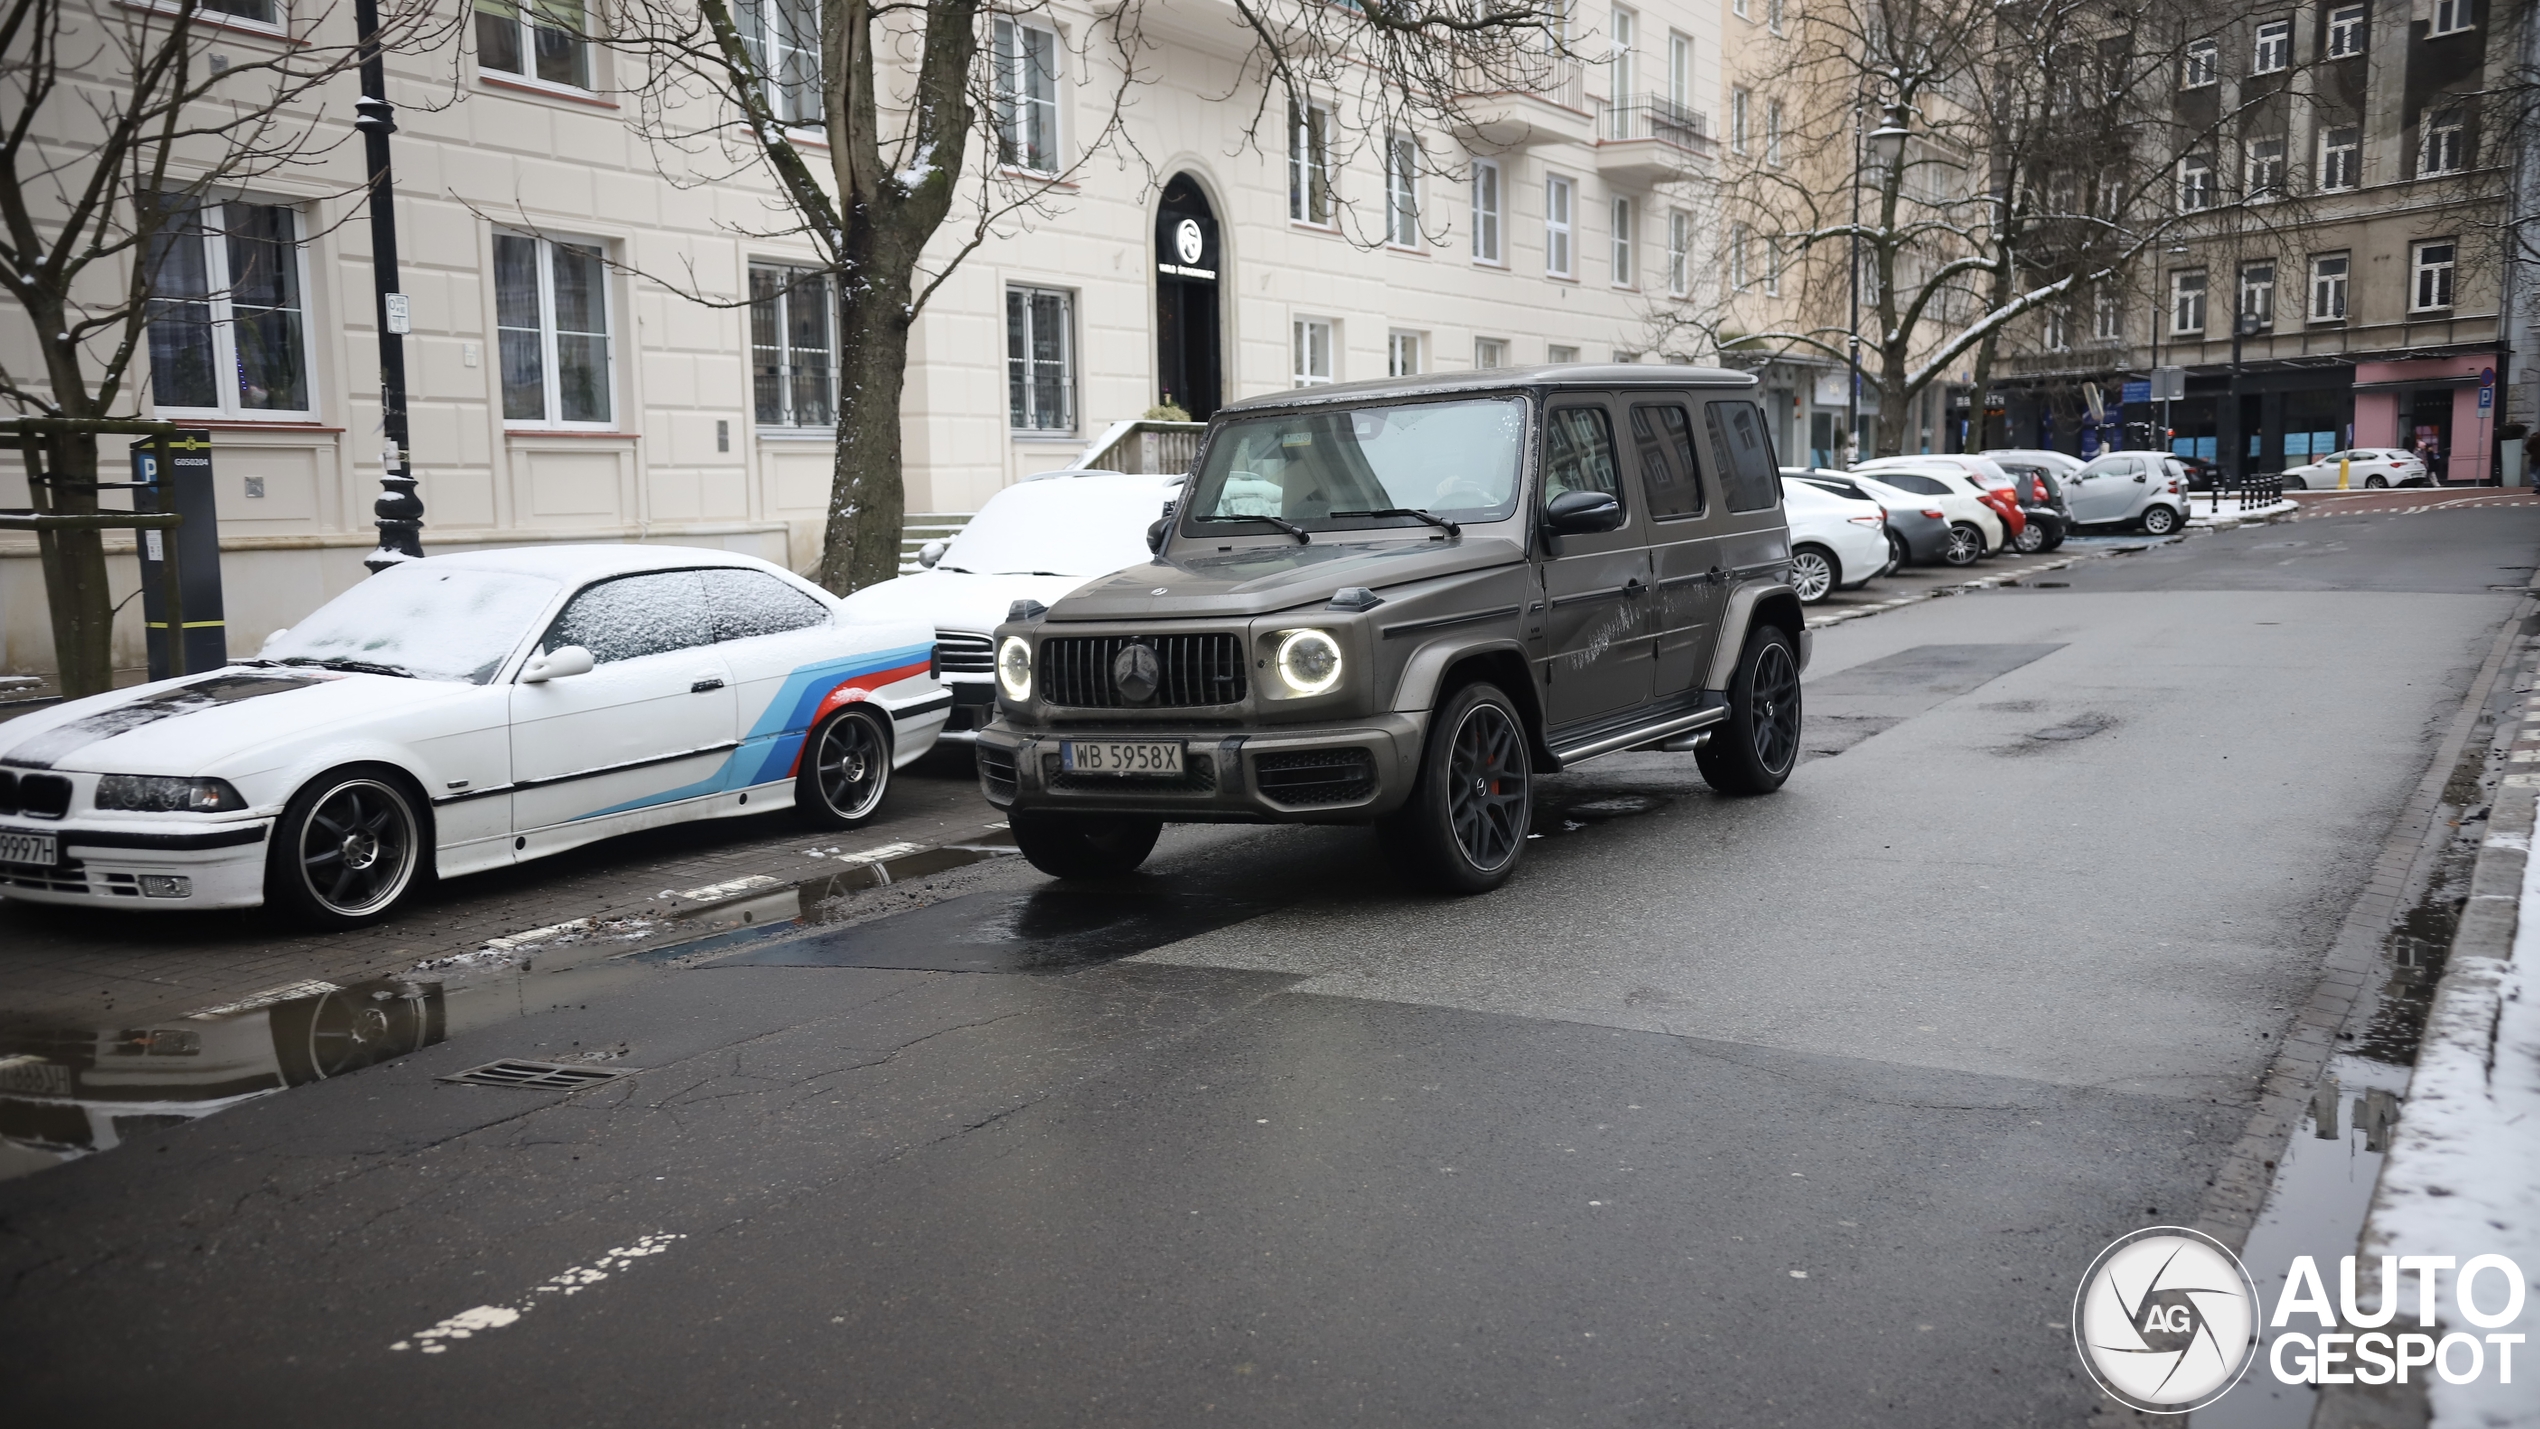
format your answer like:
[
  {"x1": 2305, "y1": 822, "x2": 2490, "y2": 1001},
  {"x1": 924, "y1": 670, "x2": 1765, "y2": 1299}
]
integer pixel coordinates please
[{"x1": 438, "y1": 1058, "x2": 637, "y2": 1090}]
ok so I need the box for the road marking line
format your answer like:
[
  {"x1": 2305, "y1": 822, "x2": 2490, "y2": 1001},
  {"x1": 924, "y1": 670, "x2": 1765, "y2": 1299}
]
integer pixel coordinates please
[
  {"x1": 807, "y1": 840, "x2": 925, "y2": 865},
  {"x1": 390, "y1": 1232, "x2": 684, "y2": 1355}
]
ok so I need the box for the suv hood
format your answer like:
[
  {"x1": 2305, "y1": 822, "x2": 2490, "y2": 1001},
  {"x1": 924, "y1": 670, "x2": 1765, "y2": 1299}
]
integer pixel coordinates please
[{"x1": 1051, "y1": 537, "x2": 1527, "y2": 620}]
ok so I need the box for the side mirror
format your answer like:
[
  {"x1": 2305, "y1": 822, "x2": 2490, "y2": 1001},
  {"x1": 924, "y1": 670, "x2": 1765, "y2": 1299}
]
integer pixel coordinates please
[
  {"x1": 521, "y1": 645, "x2": 595, "y2": 683},
  {"x1": 1147, "y1": 517, "x2": 1171, "y2": 554},
  {"x1": 916, "y1": 539, "x2": 947, "y2": 569},
  {"x1": 1544, "y1": 489, "x2": 1625, "y2": 534}
]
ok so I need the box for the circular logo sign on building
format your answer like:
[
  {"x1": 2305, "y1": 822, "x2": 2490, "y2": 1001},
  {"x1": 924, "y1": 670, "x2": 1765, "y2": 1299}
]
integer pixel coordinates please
[
  {"x1": 2073, "y1": 1226, "x2": 2260, "y2": 1414},
  {"x1": 1174, "y1": 218, "x2": 1205, "y2": 267}
]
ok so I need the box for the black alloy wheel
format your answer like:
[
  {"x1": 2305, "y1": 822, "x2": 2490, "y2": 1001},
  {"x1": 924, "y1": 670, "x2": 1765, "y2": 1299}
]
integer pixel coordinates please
[
  {"x1": 1696, "y1": 626, "x2": 1802, "y2": 796},
  {"x1": 1789, "y1": 545, "x2": 1838, "y2": 603},
  {"x1": 798, "y1": 707, "x2": 892, "y2": 827},
  {"x1": 1942, "y1": 523, "x2": 1985, "y2": 566},
  {"x1": 267, "y1": 769, "x2": 424, "y2": 928},
  {"x1": 1383, "y1": 681, "x2": 1531, "y2": 894}
]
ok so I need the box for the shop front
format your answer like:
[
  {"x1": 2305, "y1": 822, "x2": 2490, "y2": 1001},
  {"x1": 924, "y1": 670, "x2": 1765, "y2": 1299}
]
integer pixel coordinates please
[{"x1": 2353, "y1": 353, "x2": 2502, "y2": 485}]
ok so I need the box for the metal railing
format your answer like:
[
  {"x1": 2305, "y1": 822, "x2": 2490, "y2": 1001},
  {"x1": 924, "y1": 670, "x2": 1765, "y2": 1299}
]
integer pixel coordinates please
[
  {"x1": 1601, "y1": 93, "x2": 1713, "y2": 149},
  {"x1": 1453, "y1": 54, "x2": 1586, "y2": 114},
  {"x1": 2205, "y1": 473, "x2": 2285, "y2": 513}
]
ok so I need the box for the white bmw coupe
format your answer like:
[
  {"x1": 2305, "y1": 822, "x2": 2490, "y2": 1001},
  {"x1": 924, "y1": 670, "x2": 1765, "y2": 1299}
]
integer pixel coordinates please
[{"x1": 0, "y1": 546, "x2": 946, "y2": 926}]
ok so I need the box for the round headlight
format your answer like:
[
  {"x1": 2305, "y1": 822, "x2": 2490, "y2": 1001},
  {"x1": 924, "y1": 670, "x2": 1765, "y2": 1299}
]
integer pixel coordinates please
[
  {"x1": 996, "y1": 636, "x2": 1033, "y2": 701},
  {"x1": 1274, "y1": 629, "x2": 1344, "y2": 697}
]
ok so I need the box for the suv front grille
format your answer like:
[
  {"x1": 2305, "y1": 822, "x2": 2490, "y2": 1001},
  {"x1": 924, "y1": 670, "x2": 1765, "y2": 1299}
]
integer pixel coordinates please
[
  {"x1": 935, "y1": 631, "x2": 995, "y2": 674},
  {"x1": 975, "y1": 745, "x2": 1019, "y2": 802},
  {"x1": 1253, "y1": 748, "x2": 1376, "y2": 807},
  {"x1": 1039, "y1": 634, "x2": 1247, "y2": 709}
]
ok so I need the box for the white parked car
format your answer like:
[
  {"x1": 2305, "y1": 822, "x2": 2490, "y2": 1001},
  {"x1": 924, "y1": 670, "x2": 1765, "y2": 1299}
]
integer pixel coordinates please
[
  {"x1": 1978, "y1": 448, "x2": 2082, "y2": 478},
  {"x1": 0, "y1": 546, "x2": 945, "y2": 926},
  {"x1": 1782, "y1": 478, "x2": 1894, "y2": 602},
  {"x1": 1843, "y1": 465, "x2": 2003, "y2": 563},
  {"x1": 840, "y1": 469, "x2": 1184, "y2": 743},
  {"x1": 2064, "y1": 451, "x2": 2192, "y2": 532},
  {"x1": 2279, "y1": 449, "x2": 2430, "y2": 489}
]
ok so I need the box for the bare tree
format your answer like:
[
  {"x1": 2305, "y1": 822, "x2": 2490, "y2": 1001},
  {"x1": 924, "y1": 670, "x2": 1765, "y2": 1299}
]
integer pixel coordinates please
[
  {"x1": 1, "y1": 0, "x2": 456, "y2": 694},
  {"x1": 594, "y1": 0, "x2": 1572, "y2": 595}
]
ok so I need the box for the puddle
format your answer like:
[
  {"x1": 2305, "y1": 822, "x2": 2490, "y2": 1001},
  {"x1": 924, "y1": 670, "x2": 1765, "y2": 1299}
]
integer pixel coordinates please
[{"x1": 718, "y1": 885, "x2": 1280, "y2": 973}]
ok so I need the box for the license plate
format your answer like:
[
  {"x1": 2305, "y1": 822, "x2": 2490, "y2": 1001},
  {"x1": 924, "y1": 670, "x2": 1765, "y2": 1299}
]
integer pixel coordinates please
[
  {"x1": 1059, "y1": 740, "x2": 1184, "y2": 776},
  {"x1": 0, "y1": 830, "x2": 59, "y2": 867}
]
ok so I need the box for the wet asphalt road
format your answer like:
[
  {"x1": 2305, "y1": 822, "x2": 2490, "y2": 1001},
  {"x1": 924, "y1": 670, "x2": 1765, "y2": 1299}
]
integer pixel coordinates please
[{"x1": 3, "y1": 503, "x2": 2536, "y2": 1427}]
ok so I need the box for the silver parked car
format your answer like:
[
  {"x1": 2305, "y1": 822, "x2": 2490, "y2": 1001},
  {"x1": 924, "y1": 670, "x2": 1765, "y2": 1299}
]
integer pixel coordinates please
[{"x1": 2064, "y1": 451, "x2": 2191, "y2": 534}]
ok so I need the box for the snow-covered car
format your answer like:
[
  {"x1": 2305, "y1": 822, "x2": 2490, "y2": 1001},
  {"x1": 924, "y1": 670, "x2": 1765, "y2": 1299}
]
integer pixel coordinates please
[
  {"x1": 0, "y1": 546, "x2": 945, "y2": 927},
  {"x1": 1842, "y1": 463, "x2": 2002, "y2": 563},
  {"x1": 1782, "y1": 477, "x2": 1894, "y2": 602},
  {"x1": 839, "y1": 469, "x2": 1184, "y2": 744},
  {"x1": 1979, "y1": 448, "x2": 2082, "y2": 480},
  {"x1": 2279, "y1": 449, "x2": 2431, "y2": 490}
]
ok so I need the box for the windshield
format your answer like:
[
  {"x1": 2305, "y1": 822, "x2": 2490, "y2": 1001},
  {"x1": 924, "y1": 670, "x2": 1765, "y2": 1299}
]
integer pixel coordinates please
[
  {"x1": 1183, "y1": 397, "x2": 1527, "y2": 533},
  {"x1": 260, "y1": 564, "x2": 561, "y2": 683},
  {"x1": 938, "y1": 477, "x2": 1173, "y2": 576}
]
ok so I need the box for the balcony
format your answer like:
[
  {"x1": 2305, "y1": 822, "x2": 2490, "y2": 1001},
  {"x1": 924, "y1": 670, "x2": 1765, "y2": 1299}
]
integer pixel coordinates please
[
  {"x1": 1594, "y1": 94, "x2": 1714, "y2": 186},
  {"x1": 1451, "y1": 56, "x2": 1593, "y2": 148}
]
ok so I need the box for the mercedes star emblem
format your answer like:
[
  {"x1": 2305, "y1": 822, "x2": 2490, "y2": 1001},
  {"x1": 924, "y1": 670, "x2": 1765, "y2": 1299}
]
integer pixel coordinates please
[{"x1": 1112, "y1": 642, "x2": 1162, "y2": 703}]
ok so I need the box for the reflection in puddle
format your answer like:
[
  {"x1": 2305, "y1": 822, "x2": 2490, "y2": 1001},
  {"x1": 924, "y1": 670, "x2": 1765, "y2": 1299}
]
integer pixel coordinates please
[
  {"x1": 1532, "y1": 792, "x2": 1673, "y2": 836},
  {"x1": 720, "y1": 885, "x2": 1278, "y2": 974}
]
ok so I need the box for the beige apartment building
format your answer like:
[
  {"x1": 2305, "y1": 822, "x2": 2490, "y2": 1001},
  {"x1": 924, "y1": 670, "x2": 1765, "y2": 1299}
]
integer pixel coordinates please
[{"x1": 1, "y1": 0, "x2": 1730, "y2": 677}]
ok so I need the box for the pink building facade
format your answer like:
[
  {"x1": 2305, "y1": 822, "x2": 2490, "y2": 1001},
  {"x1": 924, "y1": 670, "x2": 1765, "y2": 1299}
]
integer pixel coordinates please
[{"x1": 2350, "y1": 354, "x2": 2502, "y2": 486}]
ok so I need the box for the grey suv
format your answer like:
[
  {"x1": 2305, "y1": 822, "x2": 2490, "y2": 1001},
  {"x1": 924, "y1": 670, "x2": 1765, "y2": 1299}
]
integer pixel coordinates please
[{"x1": 975, "y1": 366, "x2": 1809, "y2": 892}]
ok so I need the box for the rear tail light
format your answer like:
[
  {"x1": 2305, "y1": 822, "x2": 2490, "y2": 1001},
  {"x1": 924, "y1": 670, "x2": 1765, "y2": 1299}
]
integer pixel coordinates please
[
  {"x1": 1920, "y1": 509, "x2": 1945, "y2": 519},
  {"x1": 1848, "y1": 514, "x2": 1885, "y2": 528}
]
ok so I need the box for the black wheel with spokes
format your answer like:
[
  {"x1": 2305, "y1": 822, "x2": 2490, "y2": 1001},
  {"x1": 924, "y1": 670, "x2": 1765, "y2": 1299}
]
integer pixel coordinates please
[
  {"x1": 1696, "y1": 625, "x2": 1802, "y2": 796},
  {"x1": 1382, "y1": 681, "x2": 1532, "y2": 894},
  {"x1": 266, "y1": 768, "x2": 426, "y2": 928},
  {"x1": 797, "y1": 707, "x2": 892, "y2": 827}
]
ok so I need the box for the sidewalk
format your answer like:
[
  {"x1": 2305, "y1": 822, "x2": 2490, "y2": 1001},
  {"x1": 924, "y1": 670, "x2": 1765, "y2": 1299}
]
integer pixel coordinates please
[{"x1": 2187, "y1": 496, "x2": 2300, "y2": 526}]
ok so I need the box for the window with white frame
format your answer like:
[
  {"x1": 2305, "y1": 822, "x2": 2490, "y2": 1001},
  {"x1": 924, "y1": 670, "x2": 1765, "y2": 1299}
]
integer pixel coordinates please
[
  {"x1": 1474, "y1": 336, "x2": 1509, "y2": 369},
  {"x1": 1608, "y1": 7, "x2": 1636, "y2": 142},
  {"x1": 1289, "y1": 101, "x2": 1333, "y2": 225},
  {"x1": 144, "y1": 199, "x2": 313, "y2": 417},
  {"x1": 2181, "y1": 37, "x2": 2218, "y2": 89},
  {"x1": 1547, "y1": 344, "x2": 1580, "y2": 363},
  {"x1": 2094, "y1": 287, "x2": 2124, "y2": 341},
  {"x1": 1666, "y1": 31, "x2": 1692, "y2": 113},
  {"x1": 1471, "y1": 158, "x2": 1502, "y2": 263},
  {"x1": 2412, "y1": 239, "x2": 2456, "y2": 310},
  {"x1": 1730, "y1": 87, "x2": 1750, "y2": 153},
  {"x1": 1766, "y1": 0, "x2": 1783, "y2": 32},
  {"x1": 1546, "y1": 174, "x2": 1574, "y2": 277},
  {"x1": 2319, "y1": 126, "x2": 2361, "y2": 190},
  {"x1": 1006, "y1": 284, "x2": 1074, "y2": 430},
  {"x1": 1667, "y1": 208, "x2": 1690, "y2": 295},
  {"x1": 2252, "y1": 19, "x2": 2290, "y2": 74},
  {"x1": 1729, "y1": 222, "x2": 1750, "y2": 288},
  {"x1": 1293, "y1": 317, "x2": 1335, "y2": 386},
  {"x1": 2248, "y1": 135, "x2": 2286, "y2": 198},
  {"x1": 993, "y1": 17, "x2": 1060, "y2": 174},
  {"x1": 1766, "y1": 99, "x2": 1783, "y2": 166},
  {"x1": 2421, "y1": 107, "x2": 2467, "y2": 175},
  {"x1": 2310, "y1": 253, "x2": 2349, "y2": 319},
  {"x1": 2432, "y1": 0, "x2": 2472, "y2": 35},
  {"x1": 1385, "y1": 133, "x2": 1420, "y2": 247},
  {"x1": 1611, "y1": 196, "x2": 1634, "y2": 287},
  {"x1": 748, "y1": 264, "x2": 833, "y2": 427},
  {"x1": 2328, "y1": 5, "x2": 2366, "y2": 56},
  {"x1": 1730, "y1": 0, "x2": 1745, "y2": 18},
  {"x1": 1388, "y1": 330, "x2": 1424, "y2": 377},
  {"x1": 2178, "y1": 154, "x2": 2216, "y2": 211},
  {"x1": 2044, "y1": 303, "x2": 2070, "y2": 351},
  {"x1": 476, "y1": 0, "x2": 592, "y2": 90},
  {"x1": 737, "y1": 0, "x2": 820, "y2": 127},
  {"x1": 495, "y1": 231, "x2": 612, "y2": 425},
  {"x1": 2170, "y1": 268, "x2": 2207, "y2": 335},
  {"x1": 195, "y1": 0, "x2": 282, "y2": 26},
  {"x1": 1764, "y1": 236, "x2": 1781, "y2": 296},
  {"x1": 2240, "y1": 260, "x2": 2275, "y2": 326}
]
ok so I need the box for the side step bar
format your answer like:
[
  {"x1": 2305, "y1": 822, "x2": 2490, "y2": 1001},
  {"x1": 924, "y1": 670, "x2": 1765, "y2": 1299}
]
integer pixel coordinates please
[{"x1": 1549, "y1": 704, "x2": 1728, "y2": 766}]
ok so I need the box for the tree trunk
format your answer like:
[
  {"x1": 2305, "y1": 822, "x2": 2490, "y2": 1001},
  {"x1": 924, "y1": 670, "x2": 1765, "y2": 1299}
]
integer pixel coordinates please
[
  {"x1": 816, "y1": 271, "x2": 912, "y2": 596},
  {"x1": 32, "y1": 429, "x2": 118, "y2": 699}
]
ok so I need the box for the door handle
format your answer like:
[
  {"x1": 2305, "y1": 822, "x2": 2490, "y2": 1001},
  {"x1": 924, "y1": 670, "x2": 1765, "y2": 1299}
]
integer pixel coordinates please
[
  {"x1": 1623, "y1": 577, "x2": 1646, "y2": 598},
  {"x1": 690, "y1": 677, "x2": 725, "y2": 693},
  {"x1": 1707, "y1": 565, "x2": 1726, "y2": 585}
]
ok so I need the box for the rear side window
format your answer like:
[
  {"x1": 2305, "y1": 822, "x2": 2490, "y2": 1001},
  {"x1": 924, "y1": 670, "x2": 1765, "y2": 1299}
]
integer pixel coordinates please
[
  {"x1": 1543, "y1": 406, "x2": 1625, "y2": 508},
  {"x1": 1877, "y1": 472, "x2": 1953, "y2": 497},
  {"x1": 1629, "y1": 403, "x2": 1706, "y2": 519},
  {"x1": 544, "y1": 571, "x2": 714, "y2": 664},
  {"x1": 703, "y1": 568, "x2": 830, "y2": 641},
  {"x1": 1704, "y1": 401, "x2": 1781, "y2": 512}
]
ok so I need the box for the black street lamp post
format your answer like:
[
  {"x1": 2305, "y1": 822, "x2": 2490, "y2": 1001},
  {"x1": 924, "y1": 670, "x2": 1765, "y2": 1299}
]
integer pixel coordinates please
[
  {"x1": 2228, "y1": 311, "x2": 2263, "y2": 486},
  {"x1": 355, "y1": 0, "x2": 421, "y2": 571}
]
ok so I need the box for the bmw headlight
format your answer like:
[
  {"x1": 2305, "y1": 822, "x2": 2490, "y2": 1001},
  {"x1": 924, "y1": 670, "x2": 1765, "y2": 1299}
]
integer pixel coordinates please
[
  {"x1": 996, "y1": 636, "x2": 1033, "y2": 701},
  {"x1": 95, "y1": 774, "x2": 247, "y2": 813},
  {"x1": 1273, "y1": 629, "x2": 1345, "y2": 697}
]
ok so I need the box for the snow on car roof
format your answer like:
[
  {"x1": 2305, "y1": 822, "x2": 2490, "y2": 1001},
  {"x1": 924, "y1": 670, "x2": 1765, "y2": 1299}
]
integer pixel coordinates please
[{"x1": 416, "y1": 544, "x2": 796, "y2": 582}]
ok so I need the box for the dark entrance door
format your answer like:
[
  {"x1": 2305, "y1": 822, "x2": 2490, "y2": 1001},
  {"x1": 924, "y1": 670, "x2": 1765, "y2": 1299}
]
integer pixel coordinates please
[
  {"x1": 2410, "y1": 389, "x2": 2456, "y2": 482},
  {"x1": 1155, "y1": 174, "x2": 1221, "y2": 421}
]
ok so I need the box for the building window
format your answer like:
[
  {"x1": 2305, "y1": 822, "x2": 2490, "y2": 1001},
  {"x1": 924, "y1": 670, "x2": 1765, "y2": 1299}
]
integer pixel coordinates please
[
  {"x1": 1607, "y1": 6, "x2": 1635, "y2": 141},
  {"x1": 1765, "y1": 99, "x2": 1783, "y2": 166},
  {"x1": 2310, "y1": 253, "x2": 2349, "y2": 320},
  {"x1": 1764, "y1": 237, "x2": 1781, "y2": 296},
  {"x1": 2178, "y1": 154, "x2": 2215, "y2": 211},
  {"x1": 1474, "y1": 337, "x2": 1509, "y2": 369},
  {"x1": 736, "y1": 0, "x2": 820, "y2": 127},
  {"x1": 1289, "y1": 101, "x2": 1333, "y2": 225},
  {"x1": 2432, "y1": 0, "x2": 2472, "y2": 35},
  {"x1": 993, "y1": 17, "x2": 1059, "y2": 174},
  {"x1": 2327, "y1": 5, "x2": 2365, "y2": 56},
  {"x1": 1730, "y1": 87, "x2": 1750, "y2": 154},
  {"x1": 2252, "y1": 19, "x2": 2290, "y2": 74},
  {"x1": 2248, "y1": 136, "x2": 2286, "y2": 199},
  {"x1": 144, "y1": 200, "x2": 312, "y2": 417},
  {"x1": 194, "y1": 0, "x2": 281, "y2": 27},
  {"x1": 1611, "y1": 196, "x2": 1634, "y2": 288},
  {"x1": 1766, "y1": 0, "x2": 1783, "y2": 32},
  {"x1": 494, "y1": 231, "x2": 612, "y2": 425},
  {"x1": 2094, "y1": 287, "x2": 2124, "y2": 341},
  {"x1": 2170, "y1": 268, "x2": 2207, "y2": 336},
  {"x1": 1666, "y1": 31, "x2": 1692, "y2": 111},
  {"x1": 1293, "y1": 317, "x2": 1335, "y2": 386},
  {"x1": 2412, "y1": 240, "x2": 2456, "y2": 311},
  {"x1": 1385, "y1": 133, "x2": 1420, "y2": 247},
  {"x1": 476, "y1": 0, "x2": 592, "y2": 90},
  {"x1": 2240, "y1": 261, "x2": 2275, "y2": 327},
  {"x1": 2319, "y1": 127, "x2": 2360, "y2": 191},
  {"x1": 1006, "y1": 285, "x2": 1074, "y2": 430},
  {"x1": 1729, "y1": 222, "x2": 1749, "y2": 288},
  {"x1": 748, "y1": 264, "x2": 833, "y2": 427},
  {"x1": 2421, "y1": 107, "x2": 2467, "y2": 176},
  {"x1": 1546, "y1": 174, "x2": 1574, "y2": 277},
  {"x1": 1388, "y1": 330, "x2": 1423, "y2": 377},
  {"x1": 1667, "y1": 208, "x2": 1690, "y2": 295},
  {"x1": 2044, "y1": 303, "x2": 2070, "y2": 351},
  {"x1": 1547, "y1": 344, "x2": 1580, "y2": 363},
  {"x1": 2181, "y1": 37, "x2": 2217, "y2": 89},
  {"x1": 1471, "y1": 158, "x2": 1502, "y2": 263},
  {"x1": 1731, "y1": 0, "x2": 1745, "y2": 18}
]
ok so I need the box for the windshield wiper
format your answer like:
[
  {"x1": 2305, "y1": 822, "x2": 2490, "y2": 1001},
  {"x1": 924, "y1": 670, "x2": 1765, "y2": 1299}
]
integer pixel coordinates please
[
  {"x1": 1196, "y1": 513, "x2": 1311, "y2": 545},
  {"x1": 278, "y1": 656, "x2": 416, "y2": 678},
  {"x1": 1329, "y1": 508, "x2": 1462, "y2": 537}
]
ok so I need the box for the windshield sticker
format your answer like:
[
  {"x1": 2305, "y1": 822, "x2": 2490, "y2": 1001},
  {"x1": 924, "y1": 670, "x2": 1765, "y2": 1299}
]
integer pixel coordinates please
[
  {"x1": 1281, "y1": 433, "x2": 1314, "y2": 447},
  {"x1": 0, "y1": 672, "x2": 320, "y2": 769}
]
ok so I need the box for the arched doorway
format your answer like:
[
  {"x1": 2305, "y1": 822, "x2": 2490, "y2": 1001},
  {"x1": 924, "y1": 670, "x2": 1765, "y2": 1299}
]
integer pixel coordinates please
[{"x1": 1155, "y1": 174, "x2": 1221, "y2": 421}]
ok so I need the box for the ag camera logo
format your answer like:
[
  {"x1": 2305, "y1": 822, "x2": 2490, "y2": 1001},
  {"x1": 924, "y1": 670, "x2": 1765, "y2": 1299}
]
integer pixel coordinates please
[{"x1": 2074, "y1": 1227, "x2": 2261, "y2": 1413}]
